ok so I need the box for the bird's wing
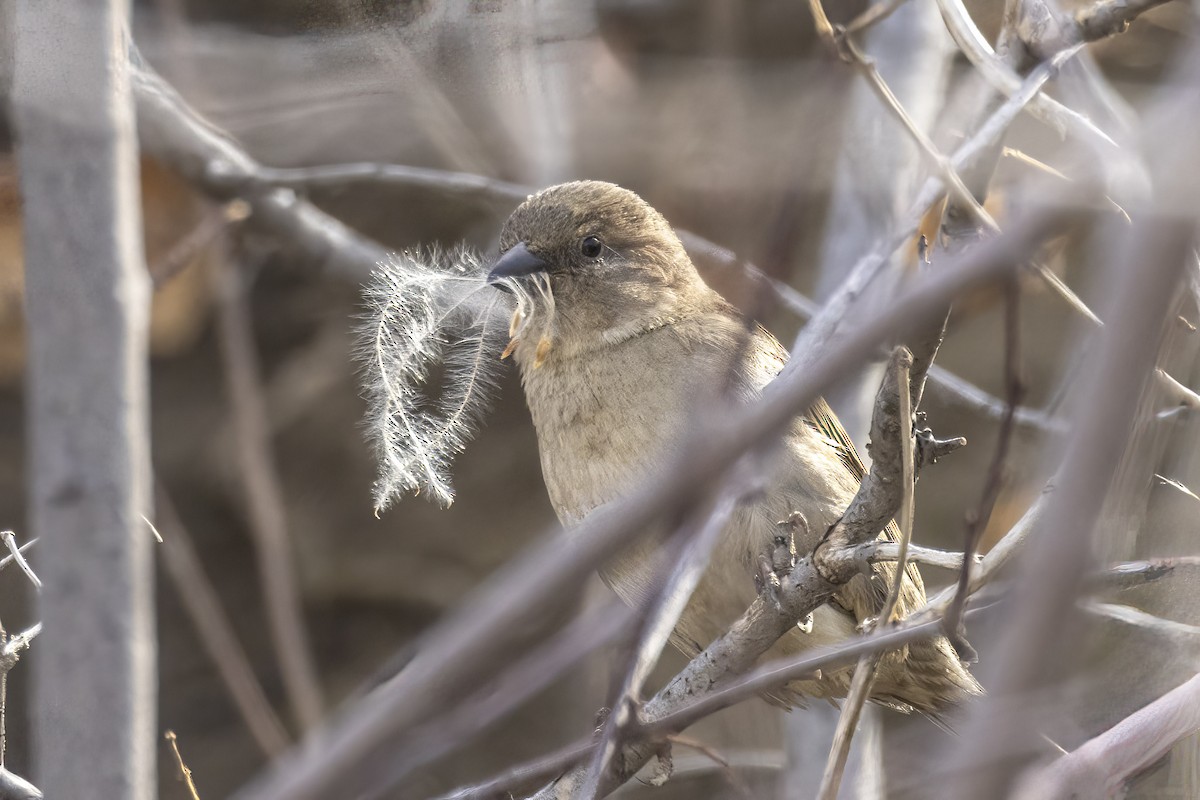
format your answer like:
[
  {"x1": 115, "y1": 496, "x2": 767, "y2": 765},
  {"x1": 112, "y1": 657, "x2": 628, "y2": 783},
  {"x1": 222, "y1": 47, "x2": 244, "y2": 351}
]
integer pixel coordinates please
[{"x1": 804, "y1": 395, "x2": 867, "y2": 482}]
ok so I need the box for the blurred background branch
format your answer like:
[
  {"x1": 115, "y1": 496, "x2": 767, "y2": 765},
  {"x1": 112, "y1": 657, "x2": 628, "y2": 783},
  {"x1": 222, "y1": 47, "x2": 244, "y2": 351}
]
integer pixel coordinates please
[{"x1": 2, "y1": 0, "x2": 1198, "y2": 798}]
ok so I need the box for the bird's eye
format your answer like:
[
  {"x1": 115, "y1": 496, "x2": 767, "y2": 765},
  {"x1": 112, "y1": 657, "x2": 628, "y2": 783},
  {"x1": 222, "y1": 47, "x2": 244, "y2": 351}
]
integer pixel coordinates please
[{"x1": 580, "y1": 235, "x2": 603, "y2": 259}]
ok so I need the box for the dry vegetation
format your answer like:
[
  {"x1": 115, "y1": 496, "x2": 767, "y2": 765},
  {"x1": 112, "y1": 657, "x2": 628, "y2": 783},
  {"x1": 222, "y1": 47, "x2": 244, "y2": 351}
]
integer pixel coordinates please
[{"x1": 3, "y1": 0, "x2": 1200, "y2": 799}]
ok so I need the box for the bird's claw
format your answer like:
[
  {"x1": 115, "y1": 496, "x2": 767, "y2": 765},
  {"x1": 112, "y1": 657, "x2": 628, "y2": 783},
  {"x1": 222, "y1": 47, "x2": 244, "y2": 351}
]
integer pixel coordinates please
[{"x1": 756, "y1": 513, "x2": 805, "y2": 611}]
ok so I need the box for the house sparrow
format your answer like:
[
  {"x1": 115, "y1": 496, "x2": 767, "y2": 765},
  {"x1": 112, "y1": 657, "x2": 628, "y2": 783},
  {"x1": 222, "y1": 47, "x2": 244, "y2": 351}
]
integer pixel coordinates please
[{"x1": 487, "y1": 180, "x2": 979, "y2": 712}]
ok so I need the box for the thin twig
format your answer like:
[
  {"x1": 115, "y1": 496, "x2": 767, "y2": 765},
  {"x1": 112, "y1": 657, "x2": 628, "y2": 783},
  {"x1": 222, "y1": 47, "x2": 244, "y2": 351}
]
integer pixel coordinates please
[
  {"x1": 1095, "y1": 556, "x2": 1200, "y2": 592},
  {"x1": 880, "y1": 357, "x2": 917, "y2": 628},
  {"x1": 934, "y1": 0, "x2": 1117, "y2": 150},
  {"x1": 214, "y1": 247, "x2": 324, "y2": 732},
  {"x1": 232, "y1": 163, "x2": 528, "y2": 206},
  {"x1": 0, "y1": 533, "x2": 39, "y2": 592},
  {"x1": 680, "y1": 230, "x2": 1063, "y2": 434},
  {"x1": 0, "y1": 538, "x2": 37, "y2": 581},
  {"x1": 165, "y1": 730, "x2": 202, "y2": 800},
  {"x1": 866, "y1": 541, "x2": 977, "y2": 571},
  {"x1": 844, "y1": 0, "x2": 911, "y2": 36},
  {"x1": 817, "y1": 349, "x2": 915, "y2": 800},
  {"x1": 427, "y1": 738, "x2": 594, "y2": 800},
  {"x1": 154, "y1": 486, "x2": 291, "y2": 758},
  {"x1": 944, "y1": 279, "x2": 1024, "y2": 660},
  {"x1": 1037, "y1": 0, "x2": 1179, "y2": 54},
  {"x1": 132, "y1": 54, "x2": 393, "y2": 282},
  {"x1": 1084, "y1": 602, "x2": 1200, "y2": 644},
  {"x1": 809, "y1": 0, "x2": 998, "y2": 233},
  {"x1": 638, "y1": 604, "x2": 996, "y2": 743},
  {"x1": 666, "y1": 735, "x2": 755, "y2": 800},
  {"x1": 149, "y1": 198, "x2": 251, "y2": 290},
  {"x1": 781, "y1": 46, "x2": 1087, "y2": 386},
  {"x1": 948, "y1": 213, "x2": 1195, "y2": 797}
]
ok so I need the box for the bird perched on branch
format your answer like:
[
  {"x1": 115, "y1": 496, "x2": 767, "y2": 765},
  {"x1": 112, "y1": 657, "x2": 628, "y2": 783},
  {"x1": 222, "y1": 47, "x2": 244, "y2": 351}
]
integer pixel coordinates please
[{"x1": 487, "y1": 180, "x2": 979, "y2": 713}]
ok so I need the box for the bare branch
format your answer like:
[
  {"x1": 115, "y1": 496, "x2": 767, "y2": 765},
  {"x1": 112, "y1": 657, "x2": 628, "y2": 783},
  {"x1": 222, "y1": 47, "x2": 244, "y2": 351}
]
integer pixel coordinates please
[
  {"x1": 0, "y1": 533, "x2": 39, "y2": 591},
  {"x1": 783, "y1": 46, "x2": 1087, "y2": 384},
  {"x1": 154, "y1": 487, "x2": 291, "y2": 758},
  {"x1": 944, "y1": 281, "x2": 1024, "y2": 660},
  {"x1": 948, "y1": 213, "x2": 1195, "y2": 796},
  {"x1": 580, "y1": 484, "x2": 745, "y2": 799},
  {"x1": 0, "y1": 625, "x2": 41, "y2": 675},
  {"x1": 362, "y1": 602, "x2": 634, "y2": 799},
  {"x1": 1083, "y1": 602, "x2": 1200, "y2": 644},
  {"x1": 233, "y1": 162, "x2": 527, "y2": 206},
  {"x1": 934, "y1": 0, "x2": 1117, "y2": 150},
  {"x1": 150, "y1": 198, "x2": 250, "y2": 290},
  {"x1": 214, "y1": 247, "x2": 324, "y2": 731},
  {"x1": 428, "y1": 739, "x2": 594, "y2": 800},
  {"x1": 844, "y1": 0, "x2": 912, "y2": 36},
  {"x1": 0, "y1": 539, "x2": 37, "y2": 575},
  {"x1": 1096, "y1": 556, "x2": 1200, "y2": 591},
  {"x1": 0, "y1": 767, "x2": 42, "y2": 800},
  {"x1": 131, "y1": 54, "x2": 392, "y2": 281},
  {"x1": 866, "y1": 541, "x2": 976, "y2": 571},
  {"x1": 681, "y1": 231, "x2": 1063, "y2": 434},
  {"x1": 1013, "y1": 671, "x2": 1200, "y2": 799},
  {"x1": 809, "y1": 0, "x2": 998, "y2": 232},
  {"x1": 1028, "y1": 0, "x2": 1181, "y2": 55},
  {"x1": 164, "y1": 731, "x2": 202, "y2": 800},
  {"x1": 817, "y1": 349, "x2": 916, "y2": 800}
]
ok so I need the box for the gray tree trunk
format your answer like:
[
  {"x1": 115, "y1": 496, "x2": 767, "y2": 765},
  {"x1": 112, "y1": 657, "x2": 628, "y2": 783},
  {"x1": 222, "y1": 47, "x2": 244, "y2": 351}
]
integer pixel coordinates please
[{"x1": 12, "y1": 1, "x2": 156, "y2": 797}]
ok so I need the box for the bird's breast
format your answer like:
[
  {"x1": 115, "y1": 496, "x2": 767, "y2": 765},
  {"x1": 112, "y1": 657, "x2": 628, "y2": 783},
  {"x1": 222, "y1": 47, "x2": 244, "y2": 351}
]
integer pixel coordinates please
[{"x1": 519, "y1": 331, "x2": 706, "y2": 525}]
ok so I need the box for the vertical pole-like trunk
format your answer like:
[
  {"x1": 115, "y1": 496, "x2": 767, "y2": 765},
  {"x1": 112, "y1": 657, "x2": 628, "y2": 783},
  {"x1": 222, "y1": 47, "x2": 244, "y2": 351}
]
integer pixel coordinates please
[{"x1": 13, "y1": 1, "x2": 155, "y2": 797}]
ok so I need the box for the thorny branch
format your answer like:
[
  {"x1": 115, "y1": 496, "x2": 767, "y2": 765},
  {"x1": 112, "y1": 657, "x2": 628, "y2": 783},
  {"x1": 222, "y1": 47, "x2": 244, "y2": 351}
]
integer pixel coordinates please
[
  {"x1": 809, "y1": 0, "x2": 998, "y2": 232},
  {"x1": 816, "y1": 350, "x2": 916, "y2": 800},
  {"x1": 948, "y1": 218, "x2": 1196, "y2": 798}
]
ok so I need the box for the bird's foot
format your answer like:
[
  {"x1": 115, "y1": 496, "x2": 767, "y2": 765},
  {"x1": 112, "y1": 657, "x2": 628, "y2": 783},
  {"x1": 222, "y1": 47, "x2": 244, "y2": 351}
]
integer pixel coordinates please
[{"x1": 756, "y1": 512, "x2": 806, "y2": 611}]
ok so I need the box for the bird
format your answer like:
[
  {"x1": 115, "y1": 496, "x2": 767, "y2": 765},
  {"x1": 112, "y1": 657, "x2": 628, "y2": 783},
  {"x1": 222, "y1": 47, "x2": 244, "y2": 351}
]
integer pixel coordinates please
[{"x1": 485, "y1": 179, "x2": 980, "y2": 713}]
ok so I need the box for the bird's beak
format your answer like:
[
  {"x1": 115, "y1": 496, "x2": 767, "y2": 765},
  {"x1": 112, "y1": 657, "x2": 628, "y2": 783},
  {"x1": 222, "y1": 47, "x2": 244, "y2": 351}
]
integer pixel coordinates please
[{"x1": 487, "y1": 242, "x2": 548, "y2": 287}]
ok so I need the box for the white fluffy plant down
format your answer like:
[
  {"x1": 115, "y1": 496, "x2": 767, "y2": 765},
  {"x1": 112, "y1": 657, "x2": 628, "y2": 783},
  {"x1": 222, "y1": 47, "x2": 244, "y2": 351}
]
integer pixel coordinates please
[{"x1": 360, "y1": 247, "x2": 524, "y2": 512}]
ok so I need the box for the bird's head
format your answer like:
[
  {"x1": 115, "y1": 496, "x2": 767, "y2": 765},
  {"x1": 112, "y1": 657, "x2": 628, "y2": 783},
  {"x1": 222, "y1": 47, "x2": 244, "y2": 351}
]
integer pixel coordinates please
[{"x1": 488, "y1": 181, "x2": 710, "y2": 366}]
